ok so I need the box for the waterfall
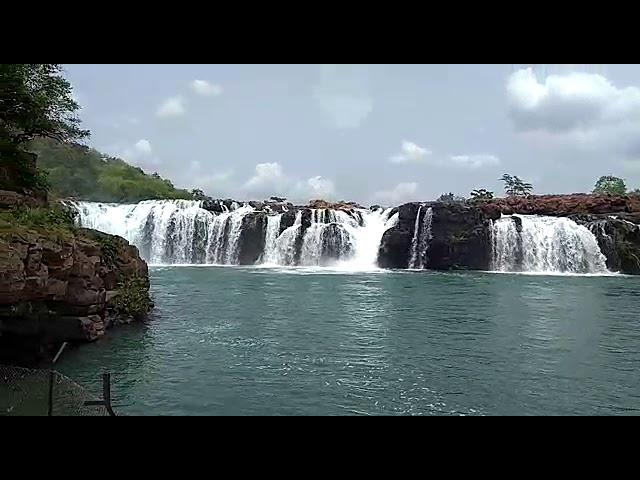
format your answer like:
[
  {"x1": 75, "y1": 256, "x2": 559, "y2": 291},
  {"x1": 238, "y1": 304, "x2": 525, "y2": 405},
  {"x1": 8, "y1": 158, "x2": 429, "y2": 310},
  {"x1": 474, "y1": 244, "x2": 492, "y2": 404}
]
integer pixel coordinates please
[
  {"x1": 297, "y1": 209, "x2": 356, "y2": 266},
  {"x1": 70, "y1": 200, "x2": 254, "y2": 265},
  {"x1": 338, "y1": 207, "x2": 397, "y2": 269},
  {"x1": 223, "y1": 205, "x2": 253, "y2": 264},
  {"x1": 491, "y1": 214, "x2": 608, "y2": 274},
  {"x1": 205, "y1": 212, "x2": 231, "y2": 264},
  {"x1": 272, "y1": 210, "x2": 303, "y2": 265},
  {"x1": 70, "y1": 200, "x2": 400, "y2": 269},
  {"x1": 408, "y1": 206, "x2": 433, "y2": 269},
  {"x1": 262, "y1": 214, "x2": 283, "y2": 264}
]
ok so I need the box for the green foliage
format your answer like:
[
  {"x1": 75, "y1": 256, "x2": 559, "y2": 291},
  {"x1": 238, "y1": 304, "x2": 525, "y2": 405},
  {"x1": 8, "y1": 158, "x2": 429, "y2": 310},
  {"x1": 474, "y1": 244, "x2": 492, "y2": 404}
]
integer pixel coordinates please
[
  {"x1": 0, "y1": 64, "x2": 89, "y2": 146},
  {"x1": 0, "y1": 204, "x2": 77, "y2": 238},
  {"x1": 437, "y1": 192, "x2": 466, "y2": 203},
  {"x1": 191, "y1": 189, "x2": 207, "y2": 200},
  {"x1": 112, "y1": 276, "x2": 153, "y2": 319},
  {"x1": 29, "y1": 138, "x2": 194, "y2": 202},
  {"x1": 1, "y1": 63, "x2": 88, "y2": 196},
  {"x1": 501, "y1": 174, "x2": 533, "y2": 197},
  {"x1": 593, "y1": 175, "x2": 627, "y2": 196},
  {"x1": 470, "y1": 188, "x2": 494, "y2": 201},
  {"x1": 0, "y1": 148, "x2": 49, "y2": 193},
  {"x1": 96, "y1": 235, "x2": 119, "y2": 266},
  {"x1": 270, "y1": 196, "x2": 287, "y2": 202}
]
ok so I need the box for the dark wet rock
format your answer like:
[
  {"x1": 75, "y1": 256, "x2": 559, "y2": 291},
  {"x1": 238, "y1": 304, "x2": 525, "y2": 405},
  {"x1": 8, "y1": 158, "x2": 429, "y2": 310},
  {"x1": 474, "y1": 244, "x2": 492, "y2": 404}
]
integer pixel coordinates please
[
  {"x1": 280, "y1": 209, "x2": 299, "y2": 234},
  {"x1": 573, "y1": 214, "x2": 640, "y2": 274},
  {"x1": 237, "y1": 213, "x2": 267, "y2": 265},
  {"x1": 378, "y1": 202, "x2": 492, "y2": 271}
]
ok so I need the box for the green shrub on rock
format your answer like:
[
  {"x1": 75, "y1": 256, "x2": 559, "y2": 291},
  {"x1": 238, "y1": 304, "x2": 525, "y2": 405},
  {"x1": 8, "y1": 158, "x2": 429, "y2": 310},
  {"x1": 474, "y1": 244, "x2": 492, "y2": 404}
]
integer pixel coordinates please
[{"x1": 111, "y1": 276, "x2": 153, "y2": 320}]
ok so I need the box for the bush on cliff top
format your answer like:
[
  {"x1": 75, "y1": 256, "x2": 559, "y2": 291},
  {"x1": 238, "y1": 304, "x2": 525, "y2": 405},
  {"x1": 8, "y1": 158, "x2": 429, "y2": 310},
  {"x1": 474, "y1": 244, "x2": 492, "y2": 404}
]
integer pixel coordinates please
[
  {"x1": 0, "y1": 204, "x2": 77, "y2": 238},
  {"x1": 593, "y1": 176, "x2": 627, "y2": 196}
]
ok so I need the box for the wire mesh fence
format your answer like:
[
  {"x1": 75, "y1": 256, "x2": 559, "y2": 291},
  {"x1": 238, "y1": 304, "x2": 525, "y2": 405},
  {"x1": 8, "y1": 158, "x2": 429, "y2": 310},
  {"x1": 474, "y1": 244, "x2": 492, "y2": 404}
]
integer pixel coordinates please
[{"x1": 0, "y1": 364, "x2": 111, "y2": 416}]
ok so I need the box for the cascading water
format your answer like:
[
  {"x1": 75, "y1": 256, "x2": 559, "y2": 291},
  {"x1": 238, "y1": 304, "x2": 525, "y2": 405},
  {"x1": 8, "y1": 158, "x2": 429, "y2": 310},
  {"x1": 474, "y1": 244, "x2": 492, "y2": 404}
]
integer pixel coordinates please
[
  {"x1": 298, "y1": 209, "x2": 355, "y2": 266},
  {"x1": 261, "y1": 214, "x2": 283, "y2": 264},
  {"x1": 70, "y1": 200, "x2": 399, "y2": 269},
  {"x1": 341, "y1": 207, "x2": 398, "y2": 269},
  {"x1": 408, "y1": 206, "x2": 433, "y2": 269},
  {"x1": 70, "y1": 200, "x2": 253, "y2": 265},
  {"x1": 272, "y1": 211, "x2": 303, "y2": 266},
  {"x1": 223, "y1": 205, "x2": 254, "y2": 264},
  {"x1": 491, "y1": 214, "x2": 608, "y2": 274}
]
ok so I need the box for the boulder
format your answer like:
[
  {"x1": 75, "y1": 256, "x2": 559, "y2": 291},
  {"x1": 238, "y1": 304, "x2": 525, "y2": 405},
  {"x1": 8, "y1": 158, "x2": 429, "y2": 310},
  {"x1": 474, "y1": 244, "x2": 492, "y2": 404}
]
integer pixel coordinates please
[{"x1": 237, "y1": 212, "x2": 267, "y2": 265}]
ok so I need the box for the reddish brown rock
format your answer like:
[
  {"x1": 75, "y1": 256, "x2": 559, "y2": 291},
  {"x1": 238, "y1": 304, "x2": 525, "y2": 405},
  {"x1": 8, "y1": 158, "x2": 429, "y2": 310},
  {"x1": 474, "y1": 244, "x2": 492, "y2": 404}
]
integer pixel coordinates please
[
  {"x1": 478, "y1": 194, "x2": 640, "y2": 223},
  {"x1": 0, "y1": 226, "x2": 149, "y2": 357}
]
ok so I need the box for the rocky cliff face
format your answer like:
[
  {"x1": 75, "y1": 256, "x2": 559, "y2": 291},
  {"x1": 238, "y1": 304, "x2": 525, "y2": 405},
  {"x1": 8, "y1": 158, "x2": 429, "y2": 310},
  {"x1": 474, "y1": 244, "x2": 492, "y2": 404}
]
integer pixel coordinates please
[
  {"x1": 427, "y1": 203, "x2": 493, "y2": 271},
  {"x1": 237, "y1": 212, "x2": 267, "y2": 265},
  {"x1": 0, "y1": 211, "x2": 150, "y2": 364},
  {"x1": 378, "y1": 202, "x2": 492, "y2": 270},
  {"x1": 479, "y1": 194, "x2": 640, "y2": 223},
  {"x1": 378, "y1": 195, "x2": 640, "y2": 274},
  {"x1": 571, "y1": 215, "x2": 640, "y2": 274}
]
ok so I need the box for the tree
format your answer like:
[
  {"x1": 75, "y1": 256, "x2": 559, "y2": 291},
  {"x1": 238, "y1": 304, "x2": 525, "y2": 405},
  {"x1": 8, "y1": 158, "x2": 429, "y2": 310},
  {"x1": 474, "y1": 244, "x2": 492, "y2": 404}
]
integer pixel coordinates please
[
  {"x1": 191, "y1": 188, "x2": 207, "y2": 200},
  {"x1": 437, "y1": 192, "x2": 466, "y2": 203},
  {"x1": 270, "y1": 196, "x2": 287, "y2": 202},
  {"x1": 470, "y1": 188, "x2": 494, "y2": 201},
  {"x1": 0, "y1": 64, "x2": 89, "y2": 146},
  {"x1": 593, "y1": 176, "x2": 627, "y2": 196},
  {"x1": 501, "y1": 174, "x2": 533, "y2": 197}
]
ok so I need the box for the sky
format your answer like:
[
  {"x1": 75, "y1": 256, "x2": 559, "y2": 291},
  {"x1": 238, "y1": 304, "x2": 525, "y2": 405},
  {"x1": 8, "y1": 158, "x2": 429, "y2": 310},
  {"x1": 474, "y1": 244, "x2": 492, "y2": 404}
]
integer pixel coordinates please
[{"x1": 65, "y1": 64, "x2": 640, "y2": 205}]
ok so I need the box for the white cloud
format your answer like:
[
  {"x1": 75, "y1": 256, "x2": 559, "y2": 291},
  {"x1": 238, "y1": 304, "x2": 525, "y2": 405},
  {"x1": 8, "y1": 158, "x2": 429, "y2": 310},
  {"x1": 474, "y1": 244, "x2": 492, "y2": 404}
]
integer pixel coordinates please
[
  {"x1": 507, "y1": 67, "x2": 640, "y2": 159},
  {"x1": 133, "y1": 139, "x2": 152, "y2": 155},
  {"x1": 156, "y1": 95, "x2": 185, "y2": 118},
  {"x1": 295, "y1": 176, "x2": 335, "y2": 200},
  {"x1": 313, "y1": 64, "x2": 373, "y2": 129},
  {"x1": 243, "y1": 162, "x2": 288, "y2": 196},
  {"x1": 389, "y1": 141, "x2": 498, "y2": 169},
  {"x1": 191, "y1": 80, "x2": 223, "y2": 97},
  {"x1": 374, "y1": 182, "x2": 419, "y2": 205},
  {"x1": 117, "y1": 139, "x2": 160, "y2": 169},
  {"x1": 449, "y1": 154, "x2": 500, "y2": 168},
  {"x1": 390, "y1": 141, "x2": 432, "y2": 164}
]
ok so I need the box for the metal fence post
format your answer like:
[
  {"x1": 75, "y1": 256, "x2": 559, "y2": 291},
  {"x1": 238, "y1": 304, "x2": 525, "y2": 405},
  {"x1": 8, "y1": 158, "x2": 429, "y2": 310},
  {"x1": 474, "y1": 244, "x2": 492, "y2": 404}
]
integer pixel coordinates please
[
  {"x1": 47, "y1": 368, "x2": 54, "y2": 416},
  {"x1": 103, "y1": 373, "x2": 116, "y2": 416},
  {"x1": 47, "y1": 342, "x2": 68, "y2": 417}
]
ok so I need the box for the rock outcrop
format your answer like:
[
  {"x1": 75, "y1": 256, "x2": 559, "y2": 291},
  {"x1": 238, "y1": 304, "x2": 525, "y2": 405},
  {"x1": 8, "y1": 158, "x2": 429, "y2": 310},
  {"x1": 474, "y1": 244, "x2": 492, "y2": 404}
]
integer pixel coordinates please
[
  {"x1": 237, "y1": 213, "x2": 267, "y2": 264},
  {"x1": 307, "y1": 199, "x2": 364, "y2": 211},
  {"x1": 479, "y1": 194, "x2": 640, "y2": 223},
  {"x1": 0, "y1": 225, "x2": 149, "y2": 364},
  {"x1": 378, "y1": 195, "x2": 640, "y2": 274},
  {"x1": 427, "y1": 203, "x2": 493, "y2": 271},
  {"x1": 378, "y1": 202, "x2": 492, "y2": 270},
  {"x1": 572, "y1": 215, "x2": 640, "y2": 274}
]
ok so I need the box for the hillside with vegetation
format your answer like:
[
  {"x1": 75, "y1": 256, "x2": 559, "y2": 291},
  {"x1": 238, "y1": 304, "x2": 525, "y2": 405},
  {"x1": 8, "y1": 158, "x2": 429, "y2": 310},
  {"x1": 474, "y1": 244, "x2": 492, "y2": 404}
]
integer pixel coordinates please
[{"x1": 29, "y1": 138, "x2": 194, "y2": 203}]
